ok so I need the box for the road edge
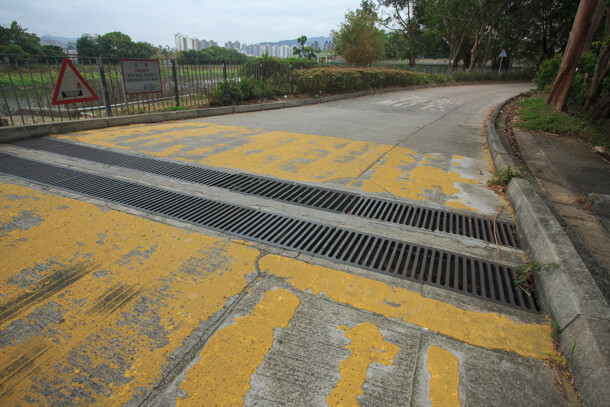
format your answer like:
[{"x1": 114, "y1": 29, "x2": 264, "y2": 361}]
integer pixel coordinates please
[{"x1": 487, "y1": 99, "x2": 610, "y2": 407}]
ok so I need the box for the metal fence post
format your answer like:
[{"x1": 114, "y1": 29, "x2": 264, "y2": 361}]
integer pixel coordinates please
[
  {"x1": 289, "y1": 63, "x2": 293, "y2": 94},
  {"x1": 96, "y1": 58, "x2": 112, "y2": 117},
  {"x1": 223, "y1": 63, "x2": 227, "y2": 81},
  {"x1": 171, "y1": 59, "x2": 180, "y2": 106}
]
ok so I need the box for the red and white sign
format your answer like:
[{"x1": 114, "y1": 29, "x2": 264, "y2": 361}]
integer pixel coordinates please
[
  {"x1": 51, "y1": 59, "x2": 98, "y2": 105},
  {"x1": 120, "y1": 59, "x2": 162, "y2": 95}
]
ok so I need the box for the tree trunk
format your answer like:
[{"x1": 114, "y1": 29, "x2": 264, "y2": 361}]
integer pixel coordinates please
[
  {"x1": 589, "y1": 91, "x2": 610, "y2": 122},
  {"x1": 583, "y1": 0, "x2": 607, "y2": 53},
  {"x1": 583, "y1": 29, "x2": 610, "y2": 112},
  {"x1": 546, "y1": 0, "x2": 603, "y2": 111},
  {"x1": 468, "y1": 36, "x2": 482, "y2": 72},
  {"x1": 479, "y1": 32, "x2": 492, "y2": 70}
]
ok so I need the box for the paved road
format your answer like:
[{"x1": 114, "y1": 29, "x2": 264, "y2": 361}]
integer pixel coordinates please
[{"x1": 0, "y1": 83, "x2": 578, "y2": 406}]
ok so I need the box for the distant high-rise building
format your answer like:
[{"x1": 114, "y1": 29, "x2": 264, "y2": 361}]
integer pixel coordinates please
[
  {"x1": 175, "y1": 34, "x2": 218, "y2": 51},
  {"x1": 175, "y1": 35, "x2": 301, "y2": 58}
]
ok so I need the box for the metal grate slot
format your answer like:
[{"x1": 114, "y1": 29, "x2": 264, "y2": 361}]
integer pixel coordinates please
[{"x1": 10, "y1": 138, "x2": 519, "y2": 248}]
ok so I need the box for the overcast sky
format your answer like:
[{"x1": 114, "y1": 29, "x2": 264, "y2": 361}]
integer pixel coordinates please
[{"x1": 0, "y1": 0, "x2": 361, "y2": 47}]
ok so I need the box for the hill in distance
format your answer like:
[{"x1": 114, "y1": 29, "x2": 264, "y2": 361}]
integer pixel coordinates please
[{"x1": 40, "y1": 34, "x2": 77, "y2": 46}]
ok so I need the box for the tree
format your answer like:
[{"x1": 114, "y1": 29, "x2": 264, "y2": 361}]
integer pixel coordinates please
[
  {"x1": 332, "y1": 9, "x2": 387, "y2": 64},
  {"x1": 546, "y1": 0, "x2": 605, "y2": 111},
  {"x1": 373, "y1": 0, "x2": 420, "y2": 66},
  {"x1": 292, "y1": 36, "x2": 317, "y2": 59},
  {"x1": 466, "y1": 0, "x2": 509, "y2": 71},
  {"x1": 76, "y1": 34, "x2": 100, "y2": 57},
  {"x1": 75, "y1": 31, "x2": 159, "y2": 60},
  {"x1": 177, "y1": 46, "x2": 249, "y2": 63},
  {"x1": 0, "y1": 21, "x2": 42, "y2": 56}
]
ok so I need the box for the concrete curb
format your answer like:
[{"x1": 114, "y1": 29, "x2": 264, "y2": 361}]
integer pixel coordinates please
[{"x1": 487, "y1": 101, "x2": 610, "y2": 406}]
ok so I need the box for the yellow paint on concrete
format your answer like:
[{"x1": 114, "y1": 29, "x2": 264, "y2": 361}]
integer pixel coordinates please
[
  {"x1": 194, "y1": 130, "x2": 390, "y2": 183},
  {"x1": 176, "y1": 288, "x2": 300, "y2": 406},
  {"x1": 327, "y1": 322, "x2": 399, "y2": 406},
  {"x1": 355, "y1": 149, "x2": 478, "y2": 211},
  {"x1": 55, "y1": 122, "x2": 482, "y2": 211},
  {"x1": 428, "y1": 346, "x2": 461, "y2": 407},
  {"x1": 146, "y1": 143, "x2": 185, "y2": 157},
  {"x1": 260, "y1": 255, "x2": 555, "y2": 359},
  {"x1": 0, "y1": 182, "x2": 259, "y2": 405}
]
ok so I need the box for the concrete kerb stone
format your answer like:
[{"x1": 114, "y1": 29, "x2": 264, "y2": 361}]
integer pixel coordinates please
[
  {"x1": 488, "y1": 98, "x2": 610, "y2": 407},
  {"x1": 233, "y1": 104, "x2": 262, "y2": 114},
  {"x1": 196, "y1": 106, "x2": 234, "y2": 117},
  {"x1": 486, "y1": 105, "x2": 522, "y2": 170},
  {"x1": 560, "y1": 315, "x2": 610, "y2": 406},
  {"x1": 507, "y1": 178, "x2": 610, "y2": 325},
  {"x1": 261, "y1": 102, "x2": 286, "y2": 111}
]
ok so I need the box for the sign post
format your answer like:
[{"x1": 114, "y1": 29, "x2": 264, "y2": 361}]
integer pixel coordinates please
[
  {"x1": 51, "y1": 59, "x2": 98, "y2": 105},
  {"x1": 498, "y1": 49, "x2": 507, "y2": 75},
  {"x1": 120, "y1": 59, "x2": 162, "y2": 95}
]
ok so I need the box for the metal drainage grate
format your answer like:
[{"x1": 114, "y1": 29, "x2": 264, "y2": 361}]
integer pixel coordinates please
[
  {"x1": 11, "y1": 138, "x2": 518, "y2": 248},
  {"x1": 0, "y1": 155, "x2": 536, "y2": 312}
]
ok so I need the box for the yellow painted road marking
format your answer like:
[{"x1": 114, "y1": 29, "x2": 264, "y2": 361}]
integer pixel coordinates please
[
  {"x1": 0, "y1": 183, "x2": 259, "y2": 404},
  {"x1": 428, "y1": 346, "x2": 461, "y2": 407},
  {"x1": 56, "y1": 122, "x2": 484, "y2": 211},
  {"x1": 327, "y1": 322, "x2": 399, "y2": 406},
  {"x1": 176, "y1": 288, "x2": 300, "y2": 406},
  {"x1": 260, "y1": 255, "x2": 555, "y2": 359}
]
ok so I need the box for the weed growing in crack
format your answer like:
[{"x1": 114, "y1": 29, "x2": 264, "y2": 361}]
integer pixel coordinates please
[
  {"x1": 513, "y1": 261, "x2": 559, "y2": 295},
  {"x1": 487, "y1": 167, "x2": 522, "y2": 193}
]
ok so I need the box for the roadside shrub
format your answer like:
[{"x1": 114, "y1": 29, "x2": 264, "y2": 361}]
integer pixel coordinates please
[
  {"x1": 210, "y1": 79, "x2": 243, "y2": 106},
  {"x1": 210, "y1": 76, "x2": 278, "y2": 106},
  {"x1": 431, "y1": 73, "x2": 452, "y2": 84},
  {"x1": 533, "y1": 55, "x2": 562, "y2": 90},
  {"x1": 292, "y1": 67, "x2": 430, "y2": 95}
]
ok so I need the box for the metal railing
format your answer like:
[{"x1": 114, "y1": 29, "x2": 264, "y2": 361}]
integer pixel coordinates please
[{"x1": 0, "y1": 55, "x2": 293, "y2": 127}]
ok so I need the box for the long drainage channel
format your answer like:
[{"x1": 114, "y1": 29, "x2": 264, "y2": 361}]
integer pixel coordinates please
[
  {"x1": 0, "y1": 155, "x2": 536, "y2": 312},
  {"x1": 11, "y1": 138, "x2": 518, "y2": 248}
]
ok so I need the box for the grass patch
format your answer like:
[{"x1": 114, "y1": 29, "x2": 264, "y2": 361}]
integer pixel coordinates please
[
  {"x1": 487, "y1": 167, "x2": 521, "y2": 193},
  {"x1": 516, "y1": 94, "x2": 610, "y2": 147}
]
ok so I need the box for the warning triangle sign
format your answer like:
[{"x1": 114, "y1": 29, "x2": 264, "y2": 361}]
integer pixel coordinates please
[{"x1": 52, "y1": 59, "x2": 98, "y2": 105}]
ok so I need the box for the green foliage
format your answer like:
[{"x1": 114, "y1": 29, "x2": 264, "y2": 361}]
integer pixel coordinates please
[
  {"x1": 76, "y1": 32, "x2": 157, "y2": 60},
  {"x1": 291, "y1": 66, "x2": 534, "y2": 96},
  {"x1": 514, "y1": 261, "x2": 559, "y2": 294},
  {"x1": 177, "y1": 46, "x2": 249, "y2": 63},
  {"x1": 331, "y1": 9, "x2": 386, "y2": 64},
  {"x1": 0, "y1": 43, "x2": 28, "y2": 62},
  {"x1": 578, "y1": 52, "x2": 598, "y2": 76},
  {"x1": 0, "y1": 21, "x2": 42, "y2": 56},
  {"x1": 293, "y1": 67, "x2": 428, "y2": 94},
  {"x1": 533, "y1": 54, "x2": 562, "y2": 90},
  {"x1": 487, "y1": 167, "x2": 521, "y2": 188},
  {"x1": 292, "y1": 35, "x2": 318, "y2": 60},
  {"x1": 210, "y1": 77, "x2": 277, "y2": 106},
  {"x1": 517, "y1": 95, "x2": 610, "y2": 147},
  {"x1": 162, "y1": 105, "x2": 187, "y2": 112}
]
